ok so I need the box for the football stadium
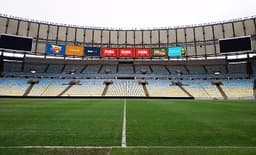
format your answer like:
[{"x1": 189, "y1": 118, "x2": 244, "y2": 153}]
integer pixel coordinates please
[{"x1": 0, "y1": 4, "x2": 256, "y2": 154}]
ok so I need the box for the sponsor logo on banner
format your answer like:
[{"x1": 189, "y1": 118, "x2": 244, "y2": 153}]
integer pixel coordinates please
[
  {"x1": 105, "y1": 50, "x2": 114, "y2": 54},
  {"x1": 181, "y1": 47, "x2": 186, "y2": 55},
  {"x1": 135, "y1": 48, "x2": 150, "y2": 57},
  {"x1": 154, "y1": 49, "x2": 166, "y2": 56},
  {"x1": 88, "y1": 50, "x2": 96, "y2": 53},
  {"x1": 151, "y1": 48, "x2": 167, "y2": 57},
  {"x1": 51, "y1": 45, "x2": 62, "y2": 53},
  {"x1": 101, "y1": 48, "x2": 118, "y2": 57},
  {"x1": 118, "y1": 48, "x2": 134, "y2": 57},
  {"x1": 84, "y1": 47, "x2": 100, "y2": 57},
  {"x1": 46, "y1": 43, "x2": 65, "y2": 55},
  {"x1": 66, "y1": 45, "x2": 84, "y2": 56}
]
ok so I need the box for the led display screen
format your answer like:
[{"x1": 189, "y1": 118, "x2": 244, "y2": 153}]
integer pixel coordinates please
[
  {"x1": 0, "y1": 34, "x2": 32, "y2": 51},
  {"x1": 219, "y1": 36, "x2": 251, "y2": 53}
]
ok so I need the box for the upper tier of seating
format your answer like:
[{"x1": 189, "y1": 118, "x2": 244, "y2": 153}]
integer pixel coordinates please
[
  {"x1": 3, "y1": 62, "x2": 251, "y2": 77},
  {"x1": 100, "y1": 64, "x2": 117, "y2": 74},
  {"x1": 118, "y1": 64, "x2": 134, "y2": 74}
]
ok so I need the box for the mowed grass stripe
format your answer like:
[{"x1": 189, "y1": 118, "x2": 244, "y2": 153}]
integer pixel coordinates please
[
  {"x1": 111, "y1": 147, "x2": 256, "y2": 155},
  {"x1": 0, "y1": 99, "x2": 123, "y2": 146},
  {"x1": 126, "y1": 99, "x2": 256, "y2": 146}
]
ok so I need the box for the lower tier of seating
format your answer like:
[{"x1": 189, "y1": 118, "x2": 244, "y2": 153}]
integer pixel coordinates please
[
  {"x1": 106, "y1": 80, "x2": 145, "y2": 96},
  {"x1": 0, "y1": 78, "x2": 254, "y2": 99}
]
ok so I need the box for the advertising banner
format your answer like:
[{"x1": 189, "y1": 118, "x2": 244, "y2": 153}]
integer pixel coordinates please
[
  {"x1": 101, "y1": 48, "x2": 118, "y2": 57},
  {"x1": 118, "y1": 48, "x2": 135, "y2": 57},
  {"x1": 46, "y1": 43, "x2": 66, "y2": 55},
  {"x1": 151, "y1": 48, "x2": 167, "y2": 57},
  {"x1": 65, "y1": 45, "x2": 84, "y2": 56},
  {"x1": 168, "y1": 46, "x2": 186, "y2": 57},
  {"x1": 84, "y1": 47, "x2": 101, "y2": 57},
  {"x1": 135, "y1": 48, "x2": 151, "y2": 57}
]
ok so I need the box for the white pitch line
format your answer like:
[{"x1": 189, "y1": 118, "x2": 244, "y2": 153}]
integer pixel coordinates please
[
  {"x1": 1, "y1": 146, "x2": 256, "y2": 149},
  {"x1": 0, "y1": 146, "x2": 112, "y2": 149},
  {"x1": 121, "y1": 99, "x2": 127, "y2": 147}
]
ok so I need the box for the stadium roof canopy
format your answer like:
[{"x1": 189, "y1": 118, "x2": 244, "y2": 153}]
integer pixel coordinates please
[{"x1": 0, "y1": 0, "x2": 256, "y2": 29}]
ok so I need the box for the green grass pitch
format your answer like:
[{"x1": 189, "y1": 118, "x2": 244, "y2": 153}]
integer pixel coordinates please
[{"x1": 0, "y1": 99, "x2": 256, "y2": 155}]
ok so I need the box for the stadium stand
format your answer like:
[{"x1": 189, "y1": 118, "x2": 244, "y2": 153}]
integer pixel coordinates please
[
  {"x1": 0, "y1": 77, "x2": 255, "y2": 98},
  {"x1": 151, "y1": 65, "x2": 169, "y2": 75},
  {"x1": 134, "y1": 65, "x2": 152, "y2": 74},
  {"x1": 203, "y1": 81, "x2": 223, "y2": 99},
  {"x1": 3, "y1": 61, "x2": 22, "y2": 73},
  {"x1": 61, "y1": 80, "x2": 105, "y2": 96},
  {"x1": 205, "y1": 65, "x2": 227, "y2": 74},
  {"x1": 106, "y1": 80, "x2": 144, "y2": 96},
  {"x1": 186, "y1": 66, "x2": 206, "y2": 74},
  {"x1": 182, "y1": 80, "x2": 211, "y2": 99},
  {"x1": 100, "y1": 64, "x2": 117, "y2": 74},
  {"x1": 221, "y1": 79, "x2": 254, "y2": 99},
  {"x1": 28, "y1": 79, "x2": 51, "y2": 96},
  {"x1": 46, "y1": 64, "x2": 64, "y2": 74},
  {"x1": 166, "y1": 66, "x2": 188, "y2": 75},
  {"x1": 25, "y1": 79, "x2": 67, "y2": 96},
  {"x1": 147, "y1": 80, "x2": 188, "y2": 97},
  {"x1": 0, "y1": 15, "x2": 255, "y2": 99},
  {"x1": 62, "y1": 64, "x2": 84, "y2": 74},
  {"x1": 24, "y1": 63, "x2": 47, "y2": 73},
  {"x1": 82, "y1": 65, "x2": 101, "y2": 74},
  {"x1": 227, "y1": 64, "x2": 247, "y2": 74},
  {"x1": 252, "y1": 61, "x2": 256, "y2": 76},
  {"x1": 0, "y1": 78, "x2": 28, "y2": 96},
  {"x1": 118, "y1": 64, "x2": 134, "y2": 74}
]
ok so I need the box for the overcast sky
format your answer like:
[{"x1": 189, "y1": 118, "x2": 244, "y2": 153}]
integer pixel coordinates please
[{"x1": 0, "y1": 0, "x2": 256, "y2": 29}]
